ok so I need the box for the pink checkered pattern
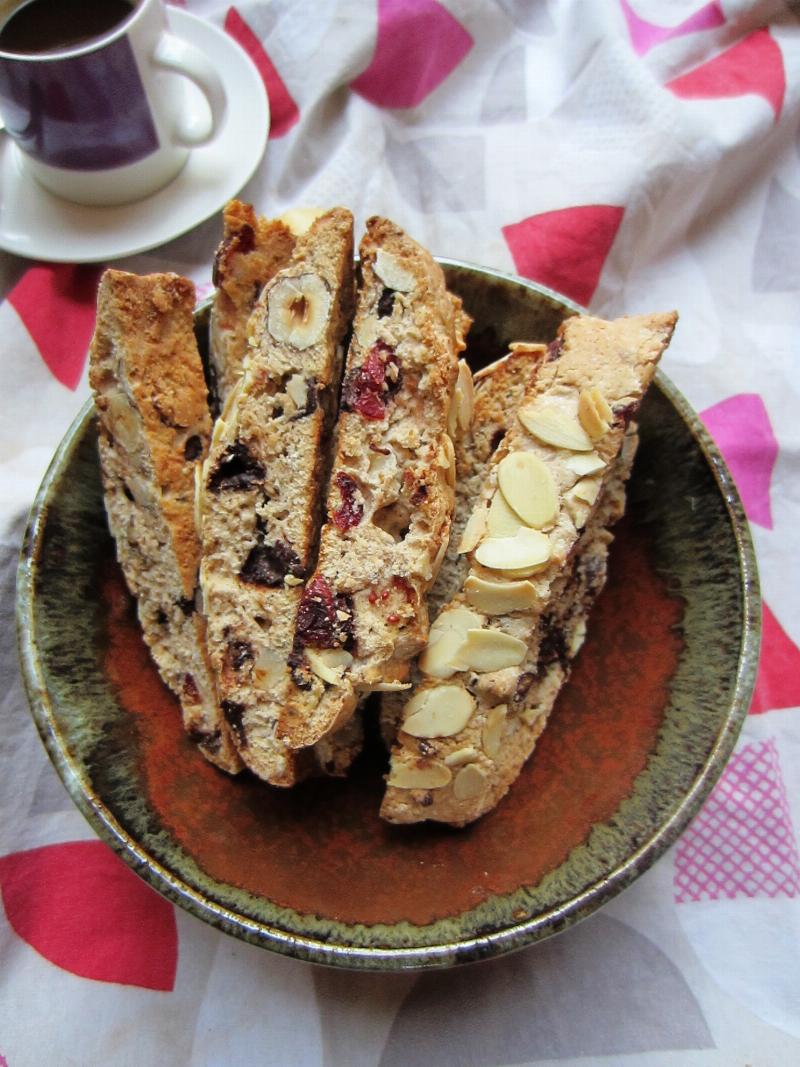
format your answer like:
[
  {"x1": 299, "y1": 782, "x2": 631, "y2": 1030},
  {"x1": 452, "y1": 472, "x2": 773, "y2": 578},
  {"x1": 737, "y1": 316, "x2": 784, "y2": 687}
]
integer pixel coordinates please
[{"x1": 674, "y1": 738, "x2": 800, "y2": 903}]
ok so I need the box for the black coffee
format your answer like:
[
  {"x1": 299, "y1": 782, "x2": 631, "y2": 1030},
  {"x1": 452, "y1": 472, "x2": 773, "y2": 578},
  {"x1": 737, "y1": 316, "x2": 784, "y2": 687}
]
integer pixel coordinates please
[{"x1": 0, "y1": 0, "x2": 136, "y2": 55}]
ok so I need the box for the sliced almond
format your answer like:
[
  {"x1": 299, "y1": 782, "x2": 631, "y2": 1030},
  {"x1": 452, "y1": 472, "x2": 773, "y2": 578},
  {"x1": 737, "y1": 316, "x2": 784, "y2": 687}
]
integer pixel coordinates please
[
  {"x1": 497, "y1": 451, "x2": 558, "y2": 529},
  {"x1": 374, "y1": 249, "x2": 415, "y2": 292},
  {"x1": 487, "y1": 490, "x2": 524, "y2": 538},
  {"x1": 518, "y1": 403, "x2": 593, "y2": 452},
  {"x1": 564, "y1": 451, "x2": 606, "y2": 477},
  {"x1": 509, "y1": 341, "x2": 548, "y2": 356},
  {"x1": 372, "y1": 680, "x2": 412, "y2": 692},
  {"x1": 482, "y1": 704, "x2": 507, "y2": 758},
  {"x1": 578, "y1": 387, "x2": 613, "y2": 440},
  {"x1": 253, "y1": 646, "x2": 283, "y2": 691},
  {"x1": 460, "y1": 629, "x2": 527, "y2": 672},
  {"x1": 419, "y1": 628, "x2": 469, "y2": 679},
  {"x1": 401, "y1": 685, "x2": 476, "y2": 738},
  {"x1": 458, "y1": 506, "x2": 488, "y2": 553},
  {"x1": 464, "y1": 575, "x2": 538, "y2": 615},
  {"x1": 437, "y1": 433, "x2": 456, "y2": 488},
  {"x1": 430, "y1": 606, "x2": 484, "y2": 637},
  {"x1": 454, "y1": 359, "x2": 474, "y2": 433},
  {"x1": 474, "y1": 527, "x2": 551, "y2": 573},
  {"x1": 571, "y1": 477, "x2": 600, "y2": 505},
  {"x1": 387, "y1": 760, "x2": 452, "y2": 789},
  {"x1": 568, "y1": 617, "x2": 587, "y2": 657},
  {"x1": 268, "y1": 274, "x2": 331, "y2": 349},
  {"x1": 444, "y1": 746, "x2": 481, "y2": 767},
  {"x1": 105, "y1": 393, "x2": 141, "y2": 453},
  {"x1": 305, "y1": 647, "x2": 353, "y2": 685},
  {"x1": 453, "y1": 762, "x2": 489, "y2": 800}
]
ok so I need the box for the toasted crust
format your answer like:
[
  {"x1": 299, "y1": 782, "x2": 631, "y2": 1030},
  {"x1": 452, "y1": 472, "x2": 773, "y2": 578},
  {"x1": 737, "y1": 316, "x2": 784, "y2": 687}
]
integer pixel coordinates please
[
  {"x1": 381, "y1": 311, "x2": 677, "y2": 825},
  {"x1": 209, "y1": 200, "x2": 296, "y2": 405},
  {"x1": 278, "y1": 217, "x2": 470, "y2": 748},
  {"x1": 89, "y1": 270, "x2": 242, "y2": 773},
  {"x1": 199, "y1": 208, "x2": 356, "y2": 785}
]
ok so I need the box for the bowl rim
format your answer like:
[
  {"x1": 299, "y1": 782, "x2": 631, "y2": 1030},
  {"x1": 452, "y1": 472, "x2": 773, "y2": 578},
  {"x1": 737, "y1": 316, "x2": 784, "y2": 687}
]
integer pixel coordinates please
[{"x1": 15, "y1": 260, "x2": 761, "y2": 970}]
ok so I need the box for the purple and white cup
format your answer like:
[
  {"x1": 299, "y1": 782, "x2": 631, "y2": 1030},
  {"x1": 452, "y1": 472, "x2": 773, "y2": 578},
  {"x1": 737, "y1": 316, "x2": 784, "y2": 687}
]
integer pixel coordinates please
[{"x1": 0, "y1": 0, "x2": 227, "y2": 206}]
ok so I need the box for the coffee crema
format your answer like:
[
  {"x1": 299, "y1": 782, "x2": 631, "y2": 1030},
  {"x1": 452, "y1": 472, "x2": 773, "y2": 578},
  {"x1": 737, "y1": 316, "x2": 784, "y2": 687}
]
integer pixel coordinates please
[{"x1": 0, "y1": 0, "x2": 136, "y2": 56}]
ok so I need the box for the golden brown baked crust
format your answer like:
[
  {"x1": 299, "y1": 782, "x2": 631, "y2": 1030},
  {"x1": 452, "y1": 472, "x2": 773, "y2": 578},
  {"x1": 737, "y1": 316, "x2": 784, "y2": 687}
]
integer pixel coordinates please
[
  {"x1": 209, "y1": 200, "x2": 296, "y2": 405},
  {"x1": 381, "y1": 311, "x2": 677, "y2": 825},
  {"x1": 277, "y1": 217, "x2": 470, "y2": 749},
  {"x1": 199, "y1": 208, "x2": 356, "y2": 785},
  {"x1": 89, "y1": 270, "x2": 242, "y2": 773}
]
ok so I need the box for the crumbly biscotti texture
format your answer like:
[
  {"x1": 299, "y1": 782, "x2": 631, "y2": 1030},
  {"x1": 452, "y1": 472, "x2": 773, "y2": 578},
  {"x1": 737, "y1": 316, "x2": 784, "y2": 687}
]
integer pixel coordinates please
[
  {"x1": 381, "y1": 310, "x2": 677, "y2": 825},
  {"x1": 89, "y1": 270, "x2": 242, "y2": 774},
  {"x1": 278, "y1": 216, "x2": 471, "y2": 749},
  {"x1": 199, "y1": 208, "x2": 356, "y2": 785},
  {"x1": 209, "y1": 200, "x2": 295, "y2": 406}
]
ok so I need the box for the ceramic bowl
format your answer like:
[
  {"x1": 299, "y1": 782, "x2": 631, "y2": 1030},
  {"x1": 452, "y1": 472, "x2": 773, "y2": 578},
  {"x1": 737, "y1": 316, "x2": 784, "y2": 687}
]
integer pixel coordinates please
[{"x1": 16, "y1": 262, "x2": 760, "y2": 970}]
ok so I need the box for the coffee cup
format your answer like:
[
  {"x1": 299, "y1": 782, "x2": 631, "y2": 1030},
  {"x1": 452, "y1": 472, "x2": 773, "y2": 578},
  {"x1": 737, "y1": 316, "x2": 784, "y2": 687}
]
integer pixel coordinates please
[{"x1": 0, "y1": 0, "x2": 227, "y2": 206}]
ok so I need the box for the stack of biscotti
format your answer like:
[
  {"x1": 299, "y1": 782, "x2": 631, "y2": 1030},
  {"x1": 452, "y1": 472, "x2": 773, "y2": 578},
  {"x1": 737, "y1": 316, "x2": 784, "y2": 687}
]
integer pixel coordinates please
[
  {"x1": 88, "y1": 270, "x2": 242, "y2": 773},
  {"x1": 276, "y1": 217, "x2": 471, "y2": 752},
  {"x1": 381, "y1": 312, "x2": 677, "y2": 825},
  {"x1": 198, "y1": 208, "x2": 356, "y2": 785}
]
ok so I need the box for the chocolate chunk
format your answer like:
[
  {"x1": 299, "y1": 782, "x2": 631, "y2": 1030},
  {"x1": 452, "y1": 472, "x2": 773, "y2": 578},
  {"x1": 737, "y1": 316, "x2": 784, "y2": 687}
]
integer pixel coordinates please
[
  {"x1": 240, "y1": 539, "x2": 302, "y2": 587},
  {"x1": 184, "y1": 435, "x2": 203, "y2": 461},
  {"x1": 513, "y1": 671, "x2": 535, "y2": 704},
  {"x1": 155, "y1": 608, "x2": 168, "y2": 626},
  {"x1": 208, "y1": 440, "x2": 265, "y2": 493},
  {"x1": 489, "y1": 429, "x2": 504, "y2": 455},
  {"x1": 377, "y1": 288, "x2": 395, "y2": 318},
  {"x1": 187, "y1": 725, "x2": 222, "y2": 754},
  {"x1": 178, "y1": 596, "x2": 195, "y2": 617},
  {"x1": 221, "y1": 700, "x2": 247, "y2": 746},
  {"x1": 539, "y1": 616, "x2": 568, "y2": 669},
  {"x1": 288, "y1": 650, "x2": 313, "y2": 691},
  {"x1": 227, "y1": 639, "x2": 254, "y2": 671}
]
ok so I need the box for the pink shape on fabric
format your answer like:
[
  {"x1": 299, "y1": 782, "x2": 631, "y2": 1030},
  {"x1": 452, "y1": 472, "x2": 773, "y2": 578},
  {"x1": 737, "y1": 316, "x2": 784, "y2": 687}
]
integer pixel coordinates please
[
  {"x1": 502, "y1": 205, "x2": 624, "y2": 307},
  {"x1": 674, "y1": 738, "x2": 800, "y2": 903},
  {"x1": 0, "y1": 841, "x2": 178, "y2": 991},
  {"x1": 700, "y1": 393, "x2": 777, "y2": 529},
  {"x1": 750, "y1": 602, "x2": 800, "y2": 715},
  {"x1": 620, "y1": 0, "x2": 724, "y2": 57},
  {"x1": 665, "y1": 28, "x2": 785, "y2": 120},
  {"x1": 7, "y1": 264, "x2": 103, "y2": 391},
  {"x1": 351, "y1": 0, "x2": 473, "y2": 109},
  {"x1": 224, "y1": 7, "x2": 299, "y2": 138}
]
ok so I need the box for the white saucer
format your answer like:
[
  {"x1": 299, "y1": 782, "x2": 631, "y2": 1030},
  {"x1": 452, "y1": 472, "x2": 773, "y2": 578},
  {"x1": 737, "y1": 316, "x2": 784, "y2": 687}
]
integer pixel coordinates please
[{"x1": 0, "y1": 10, "x2": 270, "y2": 263}]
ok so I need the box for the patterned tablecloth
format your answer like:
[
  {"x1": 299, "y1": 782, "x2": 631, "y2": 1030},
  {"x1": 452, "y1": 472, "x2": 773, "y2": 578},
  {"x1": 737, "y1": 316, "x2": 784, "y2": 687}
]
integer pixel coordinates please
[{"x1": 1, "y1": 1, "x2": 799, "y2": 1064}]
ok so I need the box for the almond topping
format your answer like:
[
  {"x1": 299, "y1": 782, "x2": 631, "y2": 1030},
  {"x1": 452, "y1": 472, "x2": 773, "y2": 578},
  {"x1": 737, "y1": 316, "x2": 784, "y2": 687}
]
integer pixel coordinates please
[
  {"x1": 401, "y1": 685, "x2": 476, "y2": 738},
  {"x1": 105, "y1": 393, "x2": 140, "y2": 453},
  {"x1": 578, "y1": 387, "x2": 613, "y2": 440},
  {"x1": 474, "y1": 527, "x2": 551, "y2": 573},
  {"x1": 564, "y1": 451, "x2": 606, "y2": 477},
  {"x1": 571, "y1": 477, "x2": 601, "y2": 505},
  {"x1": 482, "y1": 704, "x2": 507, "y2": 758},
  {"x1": 460, "y1": 629, "x2": 527, "y2": 672},
  {"x1": 419, "y1": 629, "x2": 468, "y2": 679},
  {"x1": 444, "y1": 746, "x2": 481, "y2": 767},
  {"x1": 497, "y1": 451, "x2": 558, "y2": 529},
  {"x1": 285, "y1": 373, "x2": 307, "y2": 411},
  {"x1": 386, "y1": 760, "x2": 452, "y2": 789},
  {"x1": 455, "y1": 359, "x2": 474, "y2": 433},
  {"x1": 453, "y1": 763, "x2": 488, "y2": 800},
  {"x1": 487, "y1": 490, "x2": 524, "y2": 538},
  {"x1": 305, "y1": 647, "x2": 353, "y2": 685},
  {"x1": 458, "y1": 506, "x2": 488, "y2": 553},
  {"x1": 464, "y1": 575, "x2": 538, "y2": 615},
  {"x1": 372, "y1": 680, "x2": 412, "y2": 692},
  {"x1": 518, "y1": 403, "x2": 593, "y2": 451}
]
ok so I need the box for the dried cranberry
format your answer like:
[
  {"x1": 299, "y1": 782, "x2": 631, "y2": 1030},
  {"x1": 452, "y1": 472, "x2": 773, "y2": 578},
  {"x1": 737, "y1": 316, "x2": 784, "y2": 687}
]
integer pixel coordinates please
[
  {"x1": 513, "y1": 672, "x2": 535, "y2": 704},
  {"x1": 392, "y1": 576, "x2": 415, "y2": 603},
  {"x1": 614, "y1": 401, "x2": 638, "y2": 427},
  {"x1": 240, "y1": 539, "x2": 302, "y2": 586},
  {"x1": 183, "y1": 674, "x2": 200, "y2": 702},
  {"x1": 295, "y1": 576, "x2": 337, "y2": 648},
  {"x1": 332, "y1": 472, "x2": 364, "y2": 531},
  {"x1": 341, "y1": 341, "x2": 400, "y2": 420},
  {"x1": 410, "y1": 482, "x2": 428, "y2": 506},
  {"x1": 208, "y1": 440, "x2": 265, "y2": 492},
  {"x1": 547, "y1": 337, "x2": 563, "y2": 362},
  {"x1": 212, "y1": 224, "x2": 255, "y2": 286}
]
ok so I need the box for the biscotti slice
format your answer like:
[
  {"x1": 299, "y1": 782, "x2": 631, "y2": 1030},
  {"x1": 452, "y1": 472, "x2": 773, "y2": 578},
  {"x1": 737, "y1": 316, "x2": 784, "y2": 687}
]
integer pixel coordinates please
[
  {"x1": 381, "y1": 311, "x2": 677, "y2": 824},
  {"x1": 278, "y1": 217, "x2": 471, "y2": 749},
  {"x1": 199, "y1": 208, "x2": 355, "y2": 785},
  {"x1": 89, "y1": 270, "x2": 242, "y2": 774},
  {"x1": 209, "y1": 200, "x2": 296, "y2": 406}
]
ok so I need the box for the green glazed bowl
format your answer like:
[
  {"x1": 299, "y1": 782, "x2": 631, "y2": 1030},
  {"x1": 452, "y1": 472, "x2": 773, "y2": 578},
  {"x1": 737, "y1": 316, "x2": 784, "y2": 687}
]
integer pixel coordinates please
[{"x1": 16, "y1": 261, "x2": 760, "y2": 970}]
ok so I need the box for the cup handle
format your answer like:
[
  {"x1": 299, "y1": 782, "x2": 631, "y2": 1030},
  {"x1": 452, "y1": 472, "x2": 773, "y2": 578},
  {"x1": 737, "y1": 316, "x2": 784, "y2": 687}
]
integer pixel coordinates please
[{"x1": 151, "y1": 34, "x2": 227, "y2": 147}]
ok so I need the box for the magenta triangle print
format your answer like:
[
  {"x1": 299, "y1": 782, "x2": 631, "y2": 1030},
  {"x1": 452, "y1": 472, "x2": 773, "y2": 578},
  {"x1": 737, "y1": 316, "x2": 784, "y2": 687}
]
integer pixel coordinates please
[
  {"x1": 224, "y1": 7, "x2": 299, "y2": 138},
  {"x1": 502, "y1": 205, "x2": 624, "y2": 307}
]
